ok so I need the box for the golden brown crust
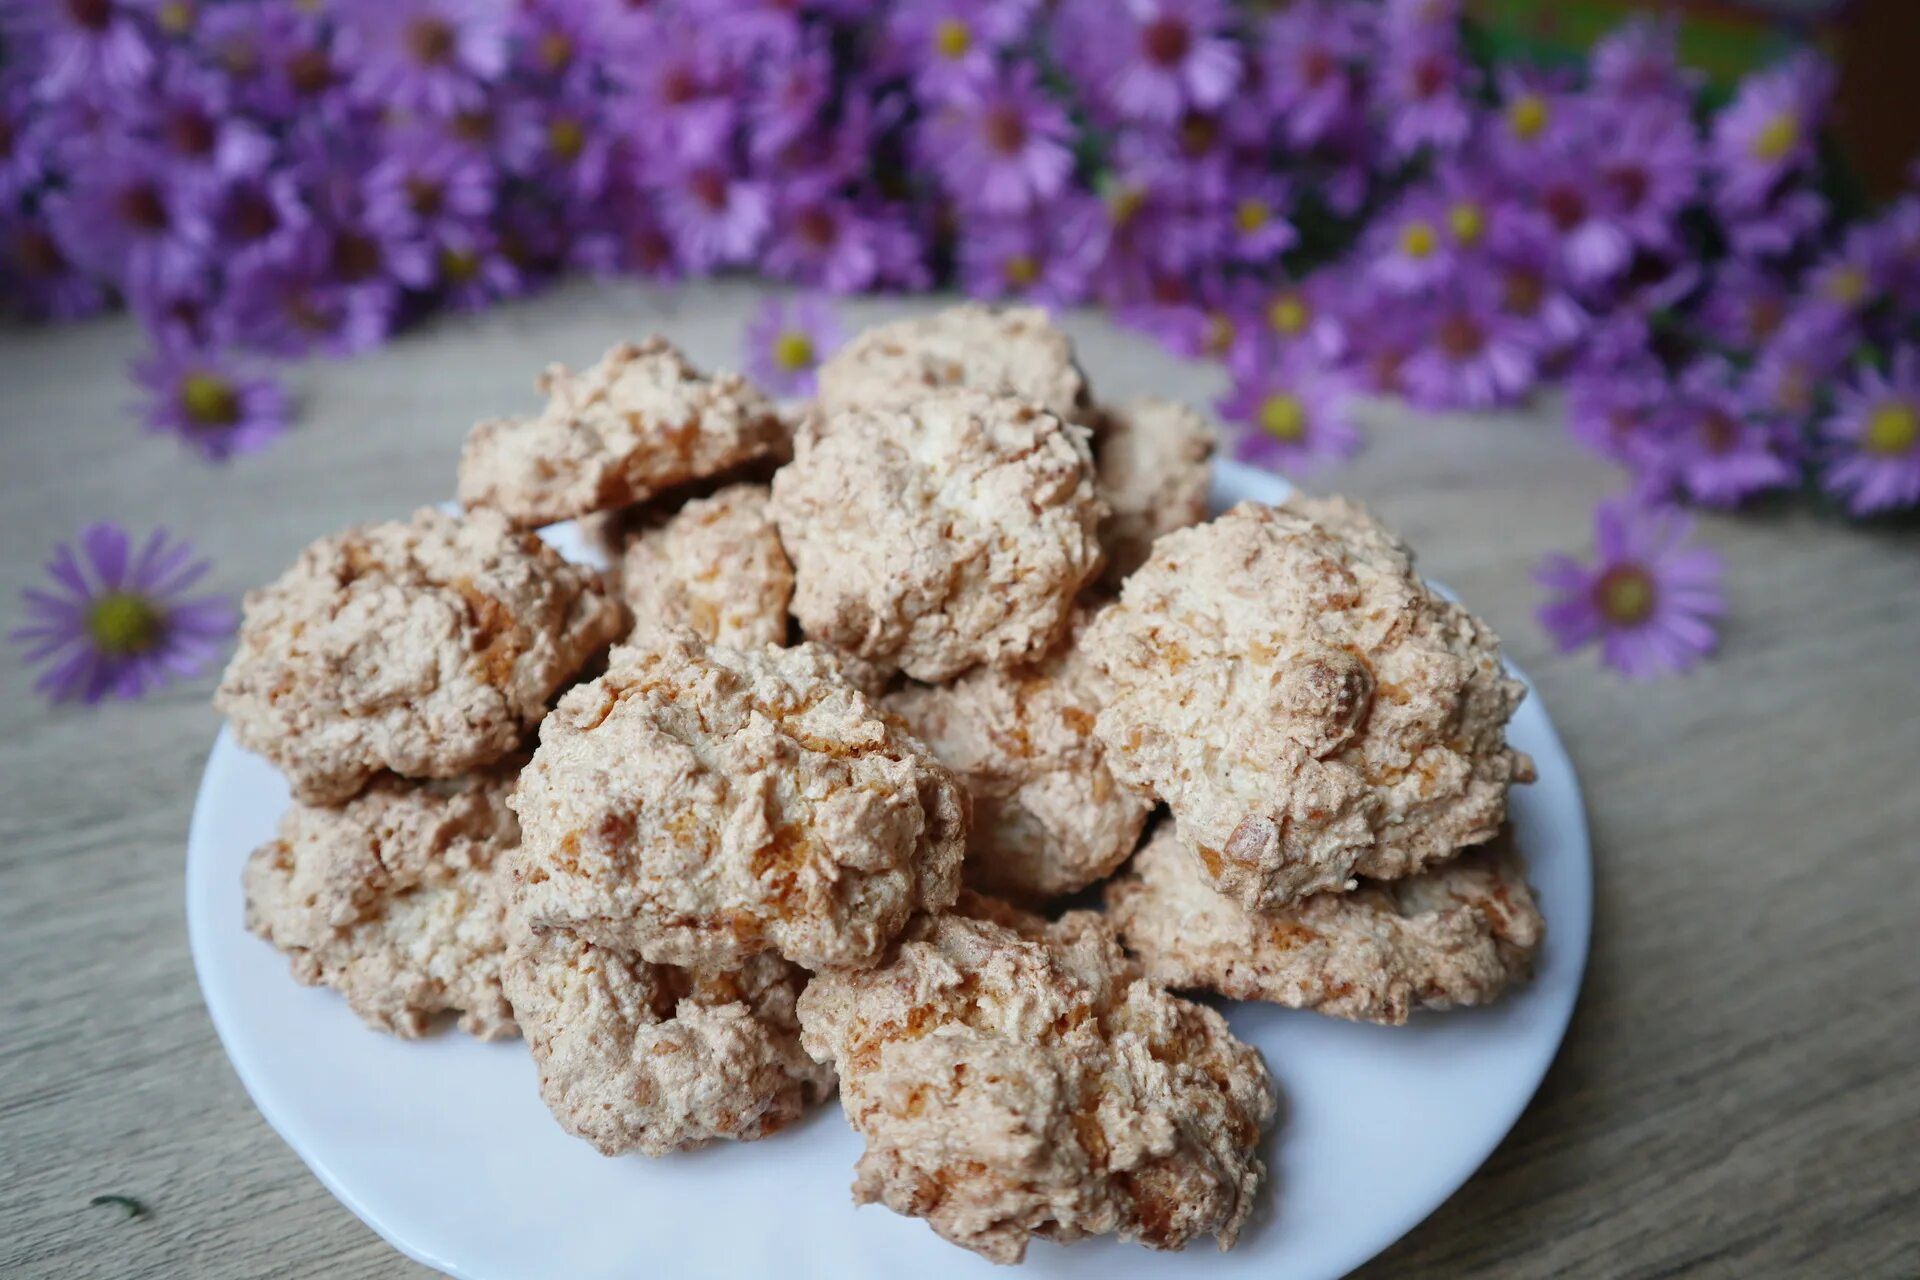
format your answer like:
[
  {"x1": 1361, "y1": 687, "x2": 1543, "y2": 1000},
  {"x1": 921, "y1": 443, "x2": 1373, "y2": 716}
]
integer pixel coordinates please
[
  {"x1": 1107, "y1": 824, "x2": 1544, "y2": 1024},
  {"x1": 456, "y1": 338, "x2": 787, "y2": 529},
  {"x1": 619, "y1": 482, "x2": 792, "y2": 649},
  {"x1": 243, "y1": 766, "x2": 523, "y2": 1039},
  {"x1": 502, "y1": 927, "x2": 833, "y2": 1156},
  {"x1": 797, "y1": 897, "x2": 1277, "y2": 1264},
  {"x1": 1086, "y1": 497, "x2": 1532, "y2": 909},
  {"x1": 770, "y1": 390, "x2": 1105, "y2": 683},
  {"x1": 215, "y1": 507, "x2": 626, "y2": 805},
  {"x1": 816, "y1": 303, "x2": 1091, "y2": 424},
  {"x1": 508, "y1": 630, "x2": 967, "y2": 971}
]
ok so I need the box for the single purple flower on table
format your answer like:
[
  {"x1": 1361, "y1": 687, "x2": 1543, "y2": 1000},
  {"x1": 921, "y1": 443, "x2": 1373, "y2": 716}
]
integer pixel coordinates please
[
  {"x1": 0, "y1": 211, "x2": 109, "y2": 320},
  {"x1": 1399, "y1": 275, "x2": 1540, "y2": 411},
  {"x1": 50, "y1": 148, "x2": 214, "y2": 295},
  {"x1": 1710, "y1": 52, "x2": 1830, "y2": 214},
  {"x1": 1649, "y1": 359, "x2": 1799, "y2": 508},
  {"x1": 1377, "y1": 28, "x2": 1474, "y2": 159},
  {"x1": 956, "y1": 197, "x2": 1110, "y2": 308},
  {"x1": 886, "y1": 0, "x2": 1031, "y2": 102},
  {"x1": 12, "y1": 523, "x2": 237, "y2": 704},
  {"x1": 116, "y1": 60, "x2": 272, "y2": 181},
  {"x1": 1257, "y1": 0, "x2": 1367, "y2": 148},
  {"x1": 5, "y1": 0, "x2": 155, "y2": 100},
  {"x1": 1821, "y1": 348, "x2": 1920, "y2": 516},
  {"x1": 921, "y1": 65, "x2": 1073, "y2": 215},
  {"x1": 743, "y1": 296, "x2": 843, "y2": 398},
  {"x1": 1217, "y1": 353, "x2": 1361, "y2": 475},
  {"x1": 1058, "y1": 0, "x2": 1241, "y2": 124},
  {"x1": 131, "y1": 340, "x2": 289, "y2": 461},
  {"x1": 655, "y1": 161, "x2": 770, "y2": 270},
  {"x1": 333, "y1": 0, "x2": 509, "y2": 116},
  {"x1": 1536, "y1": 497, "x2": 1724, "y2": 680}
]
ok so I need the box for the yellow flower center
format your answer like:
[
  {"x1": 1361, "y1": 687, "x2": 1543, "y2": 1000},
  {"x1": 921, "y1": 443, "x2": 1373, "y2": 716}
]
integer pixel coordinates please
[
  {"x1": 1753, "y1": 112, "x2": 1798, "y2": 162},
  {"x1": 158, "y1": 0, "x2": 195, "y2": 35},
  {"x1": 180, "y1": 373, "x2": 239, "y2": 426},
  {"x1": 1203, "y1": 311, "x2": 1235, "y2": 355},
  {"x1": 1507, "y1": 93, "x2": 1549, "y2": 140},
  {"x1": 1258, "y1": 393, "x2": 1307, "y2": 441},
  {"x1": 440, "y1": 247, "x2": 479, "y2": 282},
  {"x1": 540, "y1": 31, "x2": 573, "y2": 71},
  {"x1": 1594, "y1": 566, "x2": 1655, "y2": 626},
  {"x1": 934, "y1": 19, "x2": 971, "y2": 59},
  {"x1": 773, "y1": 330, "x2": 815, "y2": 372},
  {"x1": 1448, "y1": 200, "x2": 1485, "y2": 245},
  {"x1": 86, "y1": 592, "x2": 161, "y2": 656},
  {"x1": 1107, "y1": 185, "x2": 1145, "y2": 226},
  {"x1": 1268, "y1": 294, "x2": 1308, "y2": 336},
  {"x1": 548, "y1": 117, "x2": 585, "y2": 160},
  {"x1": 1235, "y1": 199, "x2": 1270, "y2": 233},
  {"x1": 1400, "y1": 220, "x2": 1438, "y2": 259},
  {"x1": 1822, "y1": 266, "x2": 1867, "y2": 308},
  {"x1": 1002, "y1": 254, "x2": 1039, "y2": 287},
  {"x1": 1865, "y1": 402, "x2": 1919, "y2": 456}
]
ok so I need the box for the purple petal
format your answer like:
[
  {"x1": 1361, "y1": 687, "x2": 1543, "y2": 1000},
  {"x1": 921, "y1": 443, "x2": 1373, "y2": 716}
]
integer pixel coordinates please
[{"x1": 81, "y1": 523, "x2": 131, "y2": 590}]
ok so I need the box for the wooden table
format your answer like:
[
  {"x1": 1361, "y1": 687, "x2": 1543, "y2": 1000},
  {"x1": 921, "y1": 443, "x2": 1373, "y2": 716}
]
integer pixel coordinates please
[{"x1": 3, "y1": 282, "x2": 1916, "y2": 1279}]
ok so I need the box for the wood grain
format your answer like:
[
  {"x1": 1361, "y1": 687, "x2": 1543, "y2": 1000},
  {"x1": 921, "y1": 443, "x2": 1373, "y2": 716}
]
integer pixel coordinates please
[{"x1": 2, "y1": 281, "x2": 1916, "y2": 1279}]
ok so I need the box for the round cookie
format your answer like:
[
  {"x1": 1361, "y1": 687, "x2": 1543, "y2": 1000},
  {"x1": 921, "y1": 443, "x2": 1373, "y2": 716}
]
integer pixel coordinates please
[
  {"x1": 770, "y1": 390, "x2": 1104, "y2": 683},
  {"x1": 457, "y1": 337, "x2": 788, "y2": 529},
  {"x1": 882, "y1": 611, "x2": 1150, "y2": 901},
  {"x1": 243, "y1": 766, "x2": 522, "y2": 1040},
  {"x1": 1085, "y1": 497, "x2": 1532, "y2": 909},
  {"x1": 1091, "y1": 396, "x2": 1216, "y2": 585},
  {"x1": 502, "y1": 927, "x2": 833, "y2": 1157},
  {"x1": 816, "y1": 303, "x2": 1091, "y2": 423},
  {"x1": 216, "y1": 506, "x2": 626, "y2": 805},
  {"x1": 1106, "y1": 823, "x2": 1544, "y2": 1025},
  {"x1": 619, "y1": 482, "x2": 791, "y2": 649},
  {"x1": 508, "y1": 630, "x2": 967, "y2": 971},
  {"x1": 797, "y1": 894, "x2": 1277, "y2": 1265}
]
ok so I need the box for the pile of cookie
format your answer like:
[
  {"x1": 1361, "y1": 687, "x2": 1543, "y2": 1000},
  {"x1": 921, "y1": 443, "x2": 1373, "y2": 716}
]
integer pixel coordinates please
[{"x1": 217, "y1": 305, "x2": 1543, "y2": 1266}]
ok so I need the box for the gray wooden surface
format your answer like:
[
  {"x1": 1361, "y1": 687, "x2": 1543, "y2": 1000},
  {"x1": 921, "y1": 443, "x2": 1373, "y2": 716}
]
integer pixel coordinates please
[{"x1": 2, "y1": 281, "x2": 1916, "y2": 1279}]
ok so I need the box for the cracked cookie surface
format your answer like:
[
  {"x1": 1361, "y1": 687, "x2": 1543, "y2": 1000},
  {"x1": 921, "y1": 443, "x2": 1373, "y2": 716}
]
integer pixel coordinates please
[
  {"x1": 816, "y1": 304, "x2": 1090, "y2": 423},
  {"x1": 619, "y1": 482, "x2": 792, "y2": 649}
]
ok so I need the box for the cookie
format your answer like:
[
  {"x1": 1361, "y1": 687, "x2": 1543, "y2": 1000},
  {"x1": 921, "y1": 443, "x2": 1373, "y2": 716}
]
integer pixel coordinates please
[
  {"x1": 771, "y1": 390, "x2": 1104, "y2": 683},
  {"x1": 816, "y1": 303, "x2": 1091, "y2": 423},
  {"x1": 1091, "y1": 397, "x2": 1216, "y2": 585},
  {"x1": 457, "y1": 337, "x2": 787, "y2": 529},
  {"x1": 1085, "y1": 497, "x2": 1532, "y2": 909},
  {"x1": 502, "y1": 927, "x2": 833, "y2": 1156},
  {"x1": 619, "y1": 482, "x2": 791, "y2": 649},
  {"x1": 508, "y1": 631, "x2": 967, "y2": 971},
  {"x1": 882, "y1": 611, "x2": 1150, "y2": 900},
  {"x1": 797, "y1": 895, "x2": 1277, "y2": 1264},
  {"x1": 243, "y1": 766, "x2": 523, "y2": 1039},
  {"x1": 216, "y1": 506, "x2": 626, "y2": 805}
]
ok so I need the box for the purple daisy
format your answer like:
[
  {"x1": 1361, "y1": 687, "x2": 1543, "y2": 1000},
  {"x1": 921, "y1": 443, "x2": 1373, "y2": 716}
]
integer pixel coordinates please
[
  {"x1": 333, "y1": 0, "x2": 509, "y2": 116},
  {"x1": 433, "y1": 223, "x2": 522, "y2": 311},
  {"x1": 1228, "y1": 272, "x2": 1349, "y2": 373},
  {"x1": 131, "y1": 340, "x2": 290, "y2": 461},
  {"x1": 1874, "y1": 196, "x2": 1920, "y2": 306},
  {"x1": 11, "y1": 523, "x2": 236, "y2": 704},
  {"x1": 1536, "y1": 497, "x2": 1724, "y2": 679},
  {"x1": 886, "y1": 0, "x2": 1031, "y2": 102},
  {"x1": 116, "y1": 60, "x2": 272, "y2": 181},
  {"x1": 1399, "y1": 275, "x2": 1539, "y2": 410},
  {"x1": 743, "y1": 296, "x2": 843, "y2": 398},
  {"x1": 497, "y1": 86, "x2": 615, "y2": 202},
  {"x1": 215, "y1": 231, "x2": 396, "y2": 358},
  {"x1": 921, "y1": 65, "x2": 1074, "y2": 215},
  {"x1": 508, "y1": 0, "x2": 596, "y2": 88},
  {"x1": 363, "y1": 132, "x2": 498, "y2": 252},
  {"x1": 1745, "y1": 311, "x2": 1852, "y2": 420},
  {"x1": 1567, "y1": 358, "x2": 1668, "y2": 469},
  {"x1": 1699, "y1": 260, "x2": 1794, "y2": 351},
  {"x1": 763, "y1": 180, "x2": 925, "y2": 295},
  {"x1": 0, "y1": 211, "x2": 109, "y2": 320},
  {"x1": 1489, "y1": 67, "x2": 1583, "y2": 176},
  {"x1": 51, "y1": 148, "x2": 214, "y2": 295},
  {"x1": 1821, "y1": 348, "x2": 1920, "y2": 516},
  {"x1": 1522, "y1": 150, "x2": 1634, "y2": 287},
  {"x1": 1798, "y1": 224, "x2": 1889, "y2": 329},
  {"x1": 612, "y1": 14, "x2": 735, "y2": 163},
  {"x1": 204, "y1": 2, "x2": 347, "y2": 124},
  {"x1": 1060, "y1": 0, "x2": 1242, "y2": 125},
  {"x1": 1257, "y1": 0, "x2": 1367, "y2": 148},
  {"x1": 1377, "y1": 28, "x2": 1474, "y2": 159},
  {"x1": 0, "y1": 81, "x2": 54, "y2": 204},
  {"x1": 655, "y1": 161, "x2": 770, "y2": 270},
  {"x1": 743, "y1": 32, "x2": 833, "y2": 165},
  {"x1": 1650, "y1": 359, "x2": 1799, "y2": 508},
  {"x1": 1720, "y1": 186, "x2": 1828, "y2": 261},
  {"x1": 1711, "y1": 52, "x2": 1831, "y2": 214},
  {"x1": 6, "y1": 0, "x2": 155, "y2": 101},
  {"x1": 1217, "y1": 354, "x2": 1361, "y2": 475},
  {"x1": 1590, "y1": 102, "x2": 1699, "y2": 257},
  {"x1": 956, "y1": 197, "x2": 1110, "y2": 308},
  {"x1": 1590, "y1": 17, "x2": 1697, "y2": 105}
]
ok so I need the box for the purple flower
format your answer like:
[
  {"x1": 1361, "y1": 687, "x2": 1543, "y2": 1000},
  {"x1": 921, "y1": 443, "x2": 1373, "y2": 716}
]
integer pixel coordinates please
[
  {"x1": 743, "y1": 296, "x2": 843, "y2": 398},
  {"x1": 1229, "y1": 273, "x2": 1349, "y2": 373},
  {"x1": 1649, "y1": 359, "x2": 1798, "y2": 508},
  {"x1": 957, "y1": 197, "x2": 1109, "y2": 308},
  {"x1": 497, "y1": 87, "x2": 614, "y2": 202},
  {"x1": 508, "y1": 0, "x2": 596, "y2": 87},
  {"x1": 432, "y1": 223, "x2": 521, "y2": 311},
  {"x1": 1720, "y1": 185, "x2": 1827, "y2": 260},
  {"x1": 1060, "y1": 0, "x2": 1241, "y2": 124},
  {"x1": 6, "y1": 0, "x2": 155, "y2": 101},
  {"x1": 1523, "y1": 151, "x2": 1633, "y2": 287},
  {"x1": 655, "y1": 161, "x2": 770, "y2": 270},
  {"x1": 131, "y1": 340, "x2": 290, "y2": 461},
  {"x1": 921, "y1": 66, "x2": 1073, "y2": 215},
  {"x1": 364, "y1": 132, "x2": 498, "y2": 251},
  {"x1": 567, "y1": 182, "x2": 683, "y2": 281},
  {"x1": 1590, "y1": 103, "x2": 1699, "y2": 257},
  {"x1": 1536, "y1": 497, "x2": 1724, "y2": 679},
  {"x1": 1821, "y1": 349, "x2": 1920, "y2": 516},
  {"x1": 1699, "y1": 260, "x2": 1794, "y2": 351},
  {"x1": 1400, "y1": 275, "x2": 1539, "y2": 410},
  {"x1": 1489, "y1": 68, "x2": 1583, "y2": 175},
  {"x1": 216, "y1": 231, "x2": 395, "y2": 358},
  {"x1": 1217, "y1": 354, "x2": 1361, "y2": 474},
  {"x1": 1744, "y1": 313, "x2": 1851, "y2": 419},
  {"x1": 1590, "y1": 17, "x2": 1697, "y2": 105},
  {"x1": 0, "y1": 81, "x2": 54, "y2": 203},
  {"x1": 116, "y1": 60, "x2": 272, "y2": 181},
  {"x1": 763, "y1": 180, "x2": 924, "y2": 294},
  {"x1": 1798, "y1": 224, "x2": 1889, "y2": 328},
  {"x1": 202, "y1": 2, "x2": 346, "y2": 122},
  {"x1": 1365, "y1": 175, "x2": 1500, "y2": 294},
  {"x1": 1223, "y1": 172, "x2": 1296, "y2": 264},
  {"x1": 1567, "y1": 359, "x2": 1667, "y2": 468},
  {"x1": 612, "y1": 15, "x2": 735, "y2": 162},
  {"x1": 0, "y1": 211, "x2": 109, "y2": 319},
  {"x1": 10, "y1": 523, "x2": 236, "y2": 704},
  {"x1": 51, "y1": 148, "x2": 214, "y2": 295},
  {"x1": 334, "y1": 0, "x2": 509, "y2": 116},
  {"x1": 743, "y1": 32, "x2": 833, "y2": 164},
  {"x1": 1257, "y1": 0, "x2": 1367, "y2": 147},
  {"x1": 1378, "y1": 29, "x2": 1474, "y2": 158},
  {"x1": 887, "y1": 0, "x2": 1031, "y2": 102},
  {"x1": 1875, "y1": 196, "x2": 1920, "y2": 306},
  {"x1": 1711, "y1": 52, "x2": 1830, "y2": 214}
]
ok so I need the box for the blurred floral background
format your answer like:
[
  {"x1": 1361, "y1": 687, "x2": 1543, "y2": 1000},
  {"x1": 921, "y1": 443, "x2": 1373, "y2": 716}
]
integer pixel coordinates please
[{"x1": 3, "y1": 0, "x2": 1917, "y2": 698}]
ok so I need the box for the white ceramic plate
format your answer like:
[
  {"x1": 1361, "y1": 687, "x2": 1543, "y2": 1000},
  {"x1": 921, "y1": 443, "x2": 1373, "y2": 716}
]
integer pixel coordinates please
[{"x1": 187, "y1": 460, "x2": 1591, "y2": 1280}]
